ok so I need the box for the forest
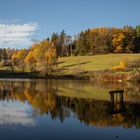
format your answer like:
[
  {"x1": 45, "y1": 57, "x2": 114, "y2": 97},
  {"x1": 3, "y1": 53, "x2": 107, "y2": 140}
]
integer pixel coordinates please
[{"x1": 0, "y1": 25, "x2": 140, "y2": 75}]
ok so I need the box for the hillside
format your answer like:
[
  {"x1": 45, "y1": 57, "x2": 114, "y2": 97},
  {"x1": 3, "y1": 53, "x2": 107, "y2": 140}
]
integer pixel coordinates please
[{"x1": 58, "y1": 54, "x2": 140, "y2": 72}]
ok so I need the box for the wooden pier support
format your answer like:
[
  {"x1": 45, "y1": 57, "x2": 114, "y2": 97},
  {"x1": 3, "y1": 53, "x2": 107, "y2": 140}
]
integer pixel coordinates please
[{"x1": 109, "y1": 90, "x2": 125, "y2": 114}]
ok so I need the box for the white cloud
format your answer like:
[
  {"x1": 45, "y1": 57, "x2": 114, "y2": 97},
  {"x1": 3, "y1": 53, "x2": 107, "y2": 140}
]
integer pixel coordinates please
[{"x1": 0, "y1": 22, "x2": 38, "y2": 48}]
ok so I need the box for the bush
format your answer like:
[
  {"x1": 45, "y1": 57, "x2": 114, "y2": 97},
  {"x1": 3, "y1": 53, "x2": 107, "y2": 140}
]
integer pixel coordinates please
[{"x1": 112, "y1": 60, "x2": 127, "y2": 71}]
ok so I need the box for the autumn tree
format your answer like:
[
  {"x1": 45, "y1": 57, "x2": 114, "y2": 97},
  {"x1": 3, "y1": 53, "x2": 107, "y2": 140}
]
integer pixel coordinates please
[
  {"x1": 0, "y1": 48, "x2": 8, "y2": 66},
  {"x1": 12, "y1": 49, "x2": 28, "y2": 72},
  {"x1": 24, "y1": 48, "x2": 36, "y2": 72},
  {"x1": 6, "y1": 52, "x2": 17, "y2": 72},
  {"x1": 25, "y1": 39, "x2": 57, "y2": 75},
  {"x1": 0, "y1": 48, "x2": 17, "y2": 72},
  {"x1": 112, "y1": 28, "x2": 126, "y2": 53},
  {"x1": 89, "y1": 28, "x2": 113, "y2": 54}
]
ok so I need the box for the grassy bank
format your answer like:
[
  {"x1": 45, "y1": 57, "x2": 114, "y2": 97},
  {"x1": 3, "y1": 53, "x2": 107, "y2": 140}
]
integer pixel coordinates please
[
  {"x1": 58, "y1": 54, "x2": 140, "y2": 71},
  {"x1": 0, "y1": 54, "x2": 140, "y2": 81}
]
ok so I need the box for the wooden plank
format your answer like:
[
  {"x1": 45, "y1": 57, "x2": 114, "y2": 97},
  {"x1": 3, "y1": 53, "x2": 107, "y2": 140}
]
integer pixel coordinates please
[{"x1": 109, "y1": 90, "x2": 124, "y2": 94}]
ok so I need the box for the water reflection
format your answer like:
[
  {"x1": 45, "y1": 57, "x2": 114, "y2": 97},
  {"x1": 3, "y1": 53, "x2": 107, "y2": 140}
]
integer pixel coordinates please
[
  {"x1": 109, "y1": 90, "x2": 125, "y2": 114},
  {"x1": 0, "y1": 101, "x2": 35, "y2": 126},
  {"x1": 0, "y1": 79, "x2": 140, "y2": 128}
]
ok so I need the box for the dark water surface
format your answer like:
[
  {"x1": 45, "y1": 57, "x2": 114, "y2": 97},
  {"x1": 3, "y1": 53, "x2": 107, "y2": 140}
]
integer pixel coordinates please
[{"x1": 0, "y1": 79, "x2": 140, "y2": 140}]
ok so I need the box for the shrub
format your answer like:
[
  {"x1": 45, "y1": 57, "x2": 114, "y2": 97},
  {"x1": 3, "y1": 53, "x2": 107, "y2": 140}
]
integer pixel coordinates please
[{"x1": 112, "y1": 60, "x2": 127, "y2": 71}]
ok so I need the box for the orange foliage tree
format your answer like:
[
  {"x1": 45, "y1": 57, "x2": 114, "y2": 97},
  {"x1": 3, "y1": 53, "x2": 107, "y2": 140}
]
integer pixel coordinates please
[
  {"x1": 25, "y1": 40, "x2": 57, "y2": 74},
  {"x1": 112, "y1": 28, "x2": 126, "y2": 53},
  {"x1": 12, "y1": 49, "x2": 28, "y2": 71}
]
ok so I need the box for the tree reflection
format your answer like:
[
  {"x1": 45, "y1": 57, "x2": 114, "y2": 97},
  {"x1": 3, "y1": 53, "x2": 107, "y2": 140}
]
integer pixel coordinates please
[{"x1": 0, "y1": 80, "x2": 140, "y2": 128}]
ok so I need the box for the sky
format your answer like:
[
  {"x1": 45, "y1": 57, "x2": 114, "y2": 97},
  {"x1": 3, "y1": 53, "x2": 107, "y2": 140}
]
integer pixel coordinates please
[{"x1": 0, "y1": 0, "x2": 140, "y2": 48}]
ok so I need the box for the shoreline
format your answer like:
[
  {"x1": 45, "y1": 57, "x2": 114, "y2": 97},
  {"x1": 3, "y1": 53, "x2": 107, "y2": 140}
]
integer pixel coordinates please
[{"x1": 0, "y1": 70, "x2": 139, "y2": 83}]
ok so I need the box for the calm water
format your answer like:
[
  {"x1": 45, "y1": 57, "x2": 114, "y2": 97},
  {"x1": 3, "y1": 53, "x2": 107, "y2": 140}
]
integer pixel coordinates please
[{"x1": 0, "y1": 79, "x2": 140, "y2": 140}]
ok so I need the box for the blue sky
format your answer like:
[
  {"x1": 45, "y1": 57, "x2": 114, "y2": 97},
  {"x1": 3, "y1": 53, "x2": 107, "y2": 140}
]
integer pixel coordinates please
[{"x1": 0, "y1": 0, "x2": 140, "y2": 48}]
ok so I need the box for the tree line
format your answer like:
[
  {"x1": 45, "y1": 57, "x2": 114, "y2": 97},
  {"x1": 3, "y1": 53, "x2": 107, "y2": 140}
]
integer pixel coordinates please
[
  {"x1": 51, "y1": 25, "x2": 140, "y2": 56},
  {"x1": 0, "y1": 25, "x2": 140, "y2": 73},
  {"x1": 0, "y1": 40, "x2": 57, "y2": 74}
]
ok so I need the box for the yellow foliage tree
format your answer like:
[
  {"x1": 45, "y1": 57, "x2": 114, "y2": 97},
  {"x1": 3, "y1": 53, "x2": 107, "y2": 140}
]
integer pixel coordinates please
[
  {"x1": 25, "y1": 40, "x2": 57, "y2": 74},
  {"x1": 14, "y1": 49, "x2": 28, "y2": 71},
  {"x1": 112, "y1": 32, "x2": 125, "y2": 53},
  {"x1": 112, "y1": 60, "x2": 127, "y2": 71},
  {"x1": 24, "y1": 49, "x2": 36, "y2": 71}
]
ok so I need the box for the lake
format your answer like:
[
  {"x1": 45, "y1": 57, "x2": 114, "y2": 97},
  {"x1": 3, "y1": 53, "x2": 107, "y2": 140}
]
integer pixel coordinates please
[{"x1": 0, "y1": 79, "x2": 140, "y2": 140}]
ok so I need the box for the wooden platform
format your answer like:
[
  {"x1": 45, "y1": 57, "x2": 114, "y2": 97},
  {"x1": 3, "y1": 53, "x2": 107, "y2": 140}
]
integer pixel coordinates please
[{"x1": 109, "y1": 90, "x2": 124, "y2": 94}]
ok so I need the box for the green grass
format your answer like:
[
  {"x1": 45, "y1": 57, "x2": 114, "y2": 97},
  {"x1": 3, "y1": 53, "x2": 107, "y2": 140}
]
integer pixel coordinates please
[
  {"x1": 58, "y1": 54, "x2": 140, "y2": 72},
  {"x1": 0, "y1": 54, "x2": 140, "y2": 80}
]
